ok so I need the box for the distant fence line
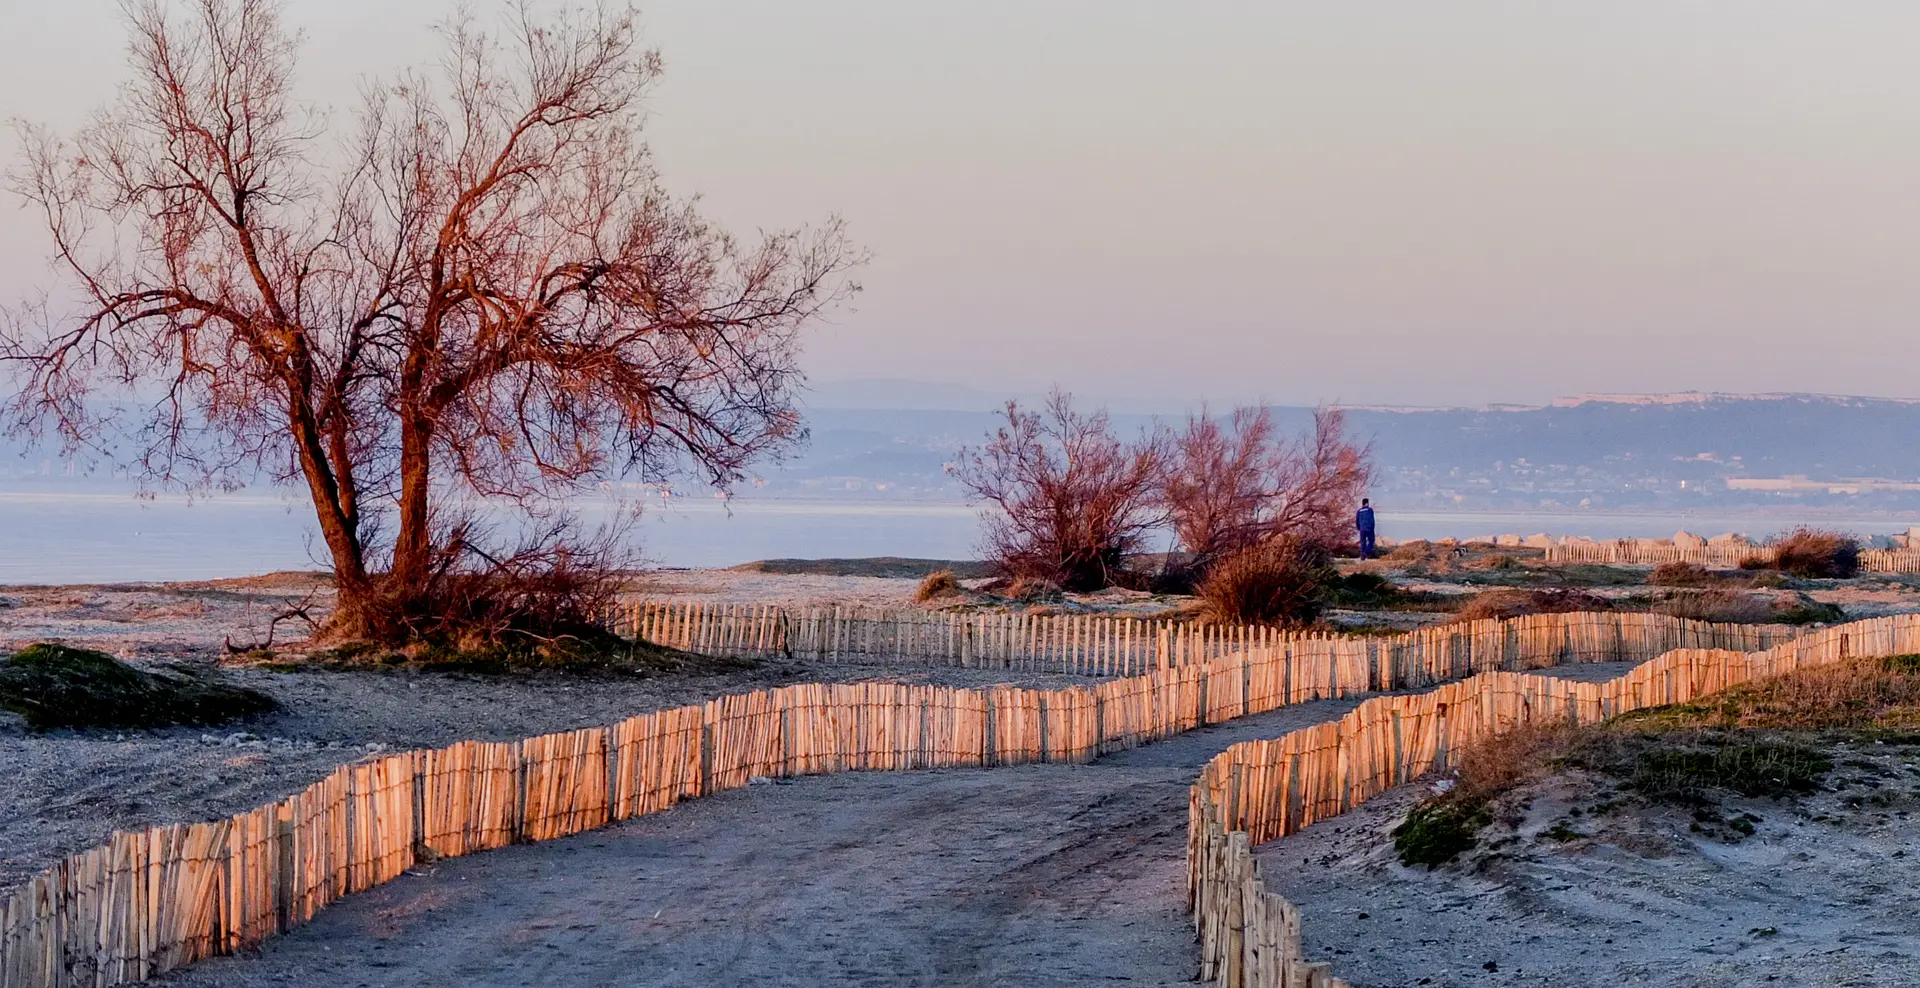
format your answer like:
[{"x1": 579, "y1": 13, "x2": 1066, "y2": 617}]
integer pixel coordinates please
[
  {"x1": 1543, "y1": 540, "x2": 1920, "y2": 573},
  {"x1": 0, "y1": 609, "x2": 1808, "y2": 988},
  {"x1": 610, "y1": 600, "x2": 1799, "y2": 677},
  {"x1": 1184, "y1": 613, "x2": 1920, "y2": 987}
]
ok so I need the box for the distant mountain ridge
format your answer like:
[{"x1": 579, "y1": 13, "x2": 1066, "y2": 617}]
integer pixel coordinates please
[
  {"x1": 1345, "y1": 391, "x2": 1920, "y2": 414},
  {"x1": 8, "y1": 387, "x2": 1920, "y2": 514},
  {"x1": 778, "y1": 388, "x2": 1920, "y2": 512}
]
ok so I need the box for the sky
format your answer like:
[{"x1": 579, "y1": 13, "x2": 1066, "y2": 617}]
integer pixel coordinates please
[{"x1": 3, "y1": 1, "x2": 1919, "y2": 410}]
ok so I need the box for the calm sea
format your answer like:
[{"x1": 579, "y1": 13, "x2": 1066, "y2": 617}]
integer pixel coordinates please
[{"x1": 0, "y1": 489, "x2": 1914, "y2": 585}]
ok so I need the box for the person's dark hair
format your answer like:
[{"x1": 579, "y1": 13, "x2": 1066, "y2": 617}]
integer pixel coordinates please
[{"x1": 1362, "y1": 498, "x2": 1370, "y2": 506}]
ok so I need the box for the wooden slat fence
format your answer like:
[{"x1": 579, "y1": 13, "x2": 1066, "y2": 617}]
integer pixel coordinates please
[
  {"x1": 1184, "y1": 612, "x2": 1920, "y2": 988},
  {"x1": 0, "y1": 609, "x2": 1828, "y2": 988},
  {"x1": 1546, "y1": 540, "x2": 1920, "y2": 573},
  {"x1": 611, "y1": 601, "x2": 1801, "y2": 676}
]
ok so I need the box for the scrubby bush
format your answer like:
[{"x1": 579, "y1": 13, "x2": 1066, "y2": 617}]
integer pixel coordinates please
[
  {"x1": 915, "y1": 569, "x2": 963, "y2": 602},
  {"x1": 0, "y1": 644, "x2": 276, "y2": 731},
  {"x1": 1162, "y1": 405, "x2": 1371, "y2": 569},
  {"x1": 1740, "y1": 527, "x2": 1861, "y2": 579},
  {"x1": 1196, "y1": 540, "x2": 1337, "y2": 627},
  {"x1": 1767, "y1": 528, "x2": 1861, "y2": 579},
  {"x1": 955, "y1": 390, "x2": 1168, "y2": 591}
]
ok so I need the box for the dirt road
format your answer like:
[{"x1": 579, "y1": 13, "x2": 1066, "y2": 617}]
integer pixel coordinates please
[{"x1": 161, "y1": 700, "x2": 1369, "y2": 988}]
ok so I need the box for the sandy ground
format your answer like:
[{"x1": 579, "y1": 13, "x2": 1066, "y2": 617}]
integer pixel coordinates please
[
  {"x1": 0, "y1": 661, "x2": 1105, "y2": 896},
  {"x1": 0, "y1": 570, "x2": 1192, "y2": 659},
  {"x1": 145, "y1": 668, "x2": 1631, "y2": 988},
  {"x1": 1255, "y1": 743, "x2": 1920, "y2": 987},
  {"x1": 158, "y1": 700, "x2": 1374, "y2": 988}
]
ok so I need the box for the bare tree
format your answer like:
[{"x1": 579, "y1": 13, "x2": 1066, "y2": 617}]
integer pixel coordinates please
[
  {"x1": 1164, "y1": 406, "x2": 1372, "y2": 569},
  {"x1": 4, "y1": 0, "x2": 859, "y2": 640},
  {"x1": 954, "y1": 390, "x2": 1168, "y2": 593}
]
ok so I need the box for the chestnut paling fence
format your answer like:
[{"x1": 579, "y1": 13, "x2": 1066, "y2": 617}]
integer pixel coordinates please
[
  {"x1": 0, "y1": 612, "x2": 1809, "y2": 988},
  {"x1": 609, "y1": 600, "x2": 1799, "y2": 675},
  {"x1": 1543, "y1": 539, "x2": 1920, "y2": 573},
  {"x1": 1184, "y1": 613, "x2": 1920, "y2": 988}
]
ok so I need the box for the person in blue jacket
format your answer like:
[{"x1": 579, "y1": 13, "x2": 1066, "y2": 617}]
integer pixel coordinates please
[{"x1": 1356, "y1": 498, "x2": 1376, "y2": 560}]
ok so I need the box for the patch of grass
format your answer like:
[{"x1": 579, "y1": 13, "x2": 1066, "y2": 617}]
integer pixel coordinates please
[
  {"x1": 0, "y1": 644, "x2": 277, "y2": 731},
  {"x1": 1451, "y1": 588, "x2": 1613, "y2": 623},
  {"x1": 1645, "y1": 589, "x2": 1777, "y2": 624},
  {"x1": 304, "y1": 629, "x2": 733, "y2": 676},
  {"x1": 1772, "y1": 597, "x2": 1845, "y2": 626},
  {"x1": 1393, "y1": 798, "x2": 1492, "y2": 868},
  {"x1": 1648, "y1": 561, "x2": 1713, "y2": 587},
  {"x1": 1543, "y1": 821, "x2": 1582, "y2": 842},
  {"x1": 1610, "y1": 654, "x2": 1920, "y2": 732},
  {"x1": 1571, "y1": 733, "x2": 1832, "y2": 803},
  {"x1": 1326, "y1": 573, "x2": 1462, "y2": 614},
  {"x1": 1392, "y1": 654, "x2": 1920, "y2": 857}
]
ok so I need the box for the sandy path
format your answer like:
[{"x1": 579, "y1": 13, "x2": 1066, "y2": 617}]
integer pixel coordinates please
[
  {"x1": 2, "y1": 663, "x2": 1100, "y2": 895},
  {"x1": 160, "y1": 700, "x2": 1371, "y2": 988}
]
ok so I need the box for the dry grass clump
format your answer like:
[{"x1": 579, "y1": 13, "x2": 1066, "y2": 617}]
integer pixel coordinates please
[
  {"x1": 1393, "y1": 720, "x2": 1575, "y2": 866},
  {"x1": 1452, "y1": 588, "x2": 1611, "y2": 622},
  {"x1": 1648, "y1": 561, "x2": 1712, "y2": 587},
  {"x1": 1741, "y1": 527, "x2": 1861, "y2": 579},
  {"x1": 1196, "y1": 540, "x2": 1336, "y2": 627},
  {"x1": 1383, "y1": 539, "x2": 1444, "y2": 564},
  {"x1": 0, "y1": 644, "x2": 277, "y2": 731},
  {"x1": 1393, "y1": 654, "x2": 1920, "y2": 866},
  {"x1": 1648, "y1": 590, "x2": 1776, "y2": 624},
  {"x1": 1627, "y1": 654, "x2": 1920, "y2": 732},
  {"x1": 1004, "y1": 575, "x2": 1065, "y2": 602},
  {"x1": 914, "y1": 569, "x2": 964, "y2": 602}
]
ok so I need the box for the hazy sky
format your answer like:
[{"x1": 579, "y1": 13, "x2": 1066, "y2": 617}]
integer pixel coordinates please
[{"x1": 4, "y1": 1, "x2": 1919, "y2": 409}]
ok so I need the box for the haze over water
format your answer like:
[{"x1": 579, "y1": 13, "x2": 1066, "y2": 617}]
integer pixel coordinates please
[{"x1": 3, "y1": 491, "x2": 1912, "y2": 585}]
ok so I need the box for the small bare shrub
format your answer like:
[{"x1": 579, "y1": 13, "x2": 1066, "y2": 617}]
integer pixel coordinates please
[
  {"x1": 915, "y1": 569, "x2": 963, "y2": 602},
  {"x1": 955, "y1": 390, "x2": 1169, "y2": 592},
  {"x1": 356, "y1": 516, "x2": 633, "y2": 663},
  {"x1": 1163, "y1": 406, "x2": 1372, "y2": 569},
  {"x1": 1196, "y1": 540, "x2": 1336, "y2": 627},
  {"x1": 1768, "y1": 528, "x2": 1861, "y2": 579}
]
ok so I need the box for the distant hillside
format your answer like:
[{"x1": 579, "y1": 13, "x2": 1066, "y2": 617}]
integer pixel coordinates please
[
  {"x1": 773, "y1": 392, "x2": 1920, "y2": 512},
  {"x1": 9, "y1": 391, "x2": 1920, "y2": 513},
  {"x1": 1352, "y1": 393, "x2": 1920, "y2": 479}
]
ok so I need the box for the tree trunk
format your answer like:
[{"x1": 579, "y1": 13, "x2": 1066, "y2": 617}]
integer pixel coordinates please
[
  {"x1": 391, "y1": 406, "x2": 433, "y2": 593},
  {"x1": 286, "y1": 405, "x2": 374, "y2": 639}
]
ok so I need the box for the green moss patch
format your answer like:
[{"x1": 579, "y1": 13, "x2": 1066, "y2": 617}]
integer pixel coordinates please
[
  {"x1": 1393, "y1": 797, "x2": 1492, "y2": 868},
  {"x1": 0, "y1": 644, "x2": 277, "y2": 731}
]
